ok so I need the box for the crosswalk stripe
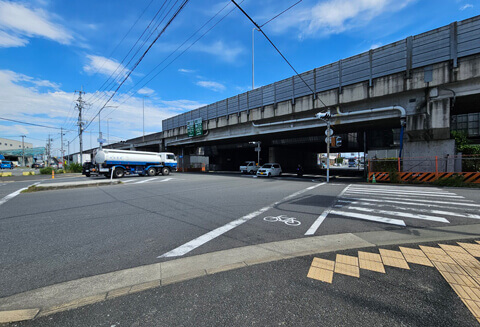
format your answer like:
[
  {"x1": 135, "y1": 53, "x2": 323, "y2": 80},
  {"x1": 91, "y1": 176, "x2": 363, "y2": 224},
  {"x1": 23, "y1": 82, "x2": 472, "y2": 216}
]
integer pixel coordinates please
[
  {"x1": 347, "y1": 187, "x2": 455, "y2": 196},
  {"x1": 341, "y1": 196, "x2": 480, "y2": 207},
  {"x1": 344, "y1": 190, "x2": 465, "y2": 199},
  {"x1": 134, "y1": 177, "x2": 158, "y2": 184},
  {"x1": 329, "y1": 210, "x2": 406, "y2": 226},
  {"x1": 345, "y1": 206, "x2": 450, "y2": 223},
  {"x1": 340, "y1": 201, "x2": 480, "y2": 219}
]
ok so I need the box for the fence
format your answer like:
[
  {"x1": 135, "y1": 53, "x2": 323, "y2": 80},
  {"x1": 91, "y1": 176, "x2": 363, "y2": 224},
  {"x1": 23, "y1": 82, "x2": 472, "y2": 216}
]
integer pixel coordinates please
[{"x1": 368, "y1": 155, "x2": 480, "y2": 183}]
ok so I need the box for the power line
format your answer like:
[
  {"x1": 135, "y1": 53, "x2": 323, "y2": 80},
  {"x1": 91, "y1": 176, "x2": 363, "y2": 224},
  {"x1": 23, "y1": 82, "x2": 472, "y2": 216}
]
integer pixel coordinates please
[
  {"x1": 260, "y1": 0, "x2": 302, "y2": 28},
  {"x1": 0, "y1": 116, "x2": 75, "y2": 131},
  {"x1": 230, "y1": 0, "x2": 328, "y2": 109},
  {"x1": 85, "y1": 0, "x2": 190, "y2": 131},
  {"x1": 103, "y1": 0, "x2": 241, "y2": 113},
  {"x1": 85, "y1": 0, "x2": 172, "y2": 105}
]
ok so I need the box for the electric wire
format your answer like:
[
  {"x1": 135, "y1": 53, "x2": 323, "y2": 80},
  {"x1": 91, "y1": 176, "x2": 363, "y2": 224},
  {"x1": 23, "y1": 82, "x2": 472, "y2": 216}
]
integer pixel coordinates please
[{"x1": 231, "y1": 0, "x2": 328, "y2": 109}]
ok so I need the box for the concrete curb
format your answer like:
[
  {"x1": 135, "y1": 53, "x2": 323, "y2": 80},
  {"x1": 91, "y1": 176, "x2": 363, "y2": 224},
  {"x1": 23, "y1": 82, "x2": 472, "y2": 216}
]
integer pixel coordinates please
[
  {"x1": 28, "y1": 180, "x2": 121, "y2": 192},
  {"x1": 1, "y1": 224, "x2": 480, "y2": 323}
]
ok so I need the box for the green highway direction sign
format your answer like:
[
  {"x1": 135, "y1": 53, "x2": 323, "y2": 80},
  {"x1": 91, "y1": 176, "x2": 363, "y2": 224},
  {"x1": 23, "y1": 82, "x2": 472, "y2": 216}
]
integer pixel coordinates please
[{"x1": 187, "y1": 118, "x2": 203, "y2": 137}]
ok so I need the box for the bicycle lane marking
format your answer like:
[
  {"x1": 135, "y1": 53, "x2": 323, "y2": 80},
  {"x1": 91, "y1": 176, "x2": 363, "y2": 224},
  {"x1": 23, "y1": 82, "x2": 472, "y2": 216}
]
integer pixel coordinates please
[
  {"x1": 158, "y1": 182, "x2": 326, "y2": 258},
  {"x1": 305, "y1": 184, "x2": 351, "y2": 236},
  {"x1": 0, "y1": 182, "x2": 40, "y2": 207}
]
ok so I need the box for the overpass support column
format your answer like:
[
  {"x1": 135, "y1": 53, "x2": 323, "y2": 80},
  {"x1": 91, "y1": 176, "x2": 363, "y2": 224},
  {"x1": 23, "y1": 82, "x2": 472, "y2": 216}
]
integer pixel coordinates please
[{"x1": 405, "y1": 97, "x2": 454, "y2": 159}]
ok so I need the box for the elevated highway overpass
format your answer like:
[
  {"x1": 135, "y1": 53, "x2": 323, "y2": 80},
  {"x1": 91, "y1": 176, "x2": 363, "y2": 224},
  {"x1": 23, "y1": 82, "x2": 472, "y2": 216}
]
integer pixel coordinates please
[{"x1": 104, "y1": 16, "x2": 480, "y2": 173}]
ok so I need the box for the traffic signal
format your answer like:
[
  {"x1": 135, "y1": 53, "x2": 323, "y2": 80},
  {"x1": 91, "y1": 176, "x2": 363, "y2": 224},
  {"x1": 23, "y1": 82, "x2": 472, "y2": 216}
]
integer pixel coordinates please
[
  {"x1": 331, "y1": 136, "x2": 342, "y2": 148},
  {"x1": 316, "y1": 112, "x2": 331, "y2": 120}
]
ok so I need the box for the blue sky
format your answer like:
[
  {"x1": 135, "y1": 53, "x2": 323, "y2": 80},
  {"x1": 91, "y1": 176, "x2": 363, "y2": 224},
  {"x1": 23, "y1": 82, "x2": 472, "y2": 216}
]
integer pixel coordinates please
[{"x1": 0, "y1": 0, "x2": 478, "y2": 155}]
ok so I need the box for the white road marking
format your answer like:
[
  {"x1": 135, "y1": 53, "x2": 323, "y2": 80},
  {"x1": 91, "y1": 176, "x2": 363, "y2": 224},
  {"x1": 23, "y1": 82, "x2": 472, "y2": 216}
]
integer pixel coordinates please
[
  {"x1": 134, "y1": 177, "x2": 158, "y2": 184},
  {"x1": 344, "y1": 190, "x2": 465, "y2": 199},
  {"x1": 341, "y1": 196, "x2": 480, "y2": 207},
  {"x1": 347, "y1": 187, "x2": 455, "y2": 196},
  {"x1": 0, "y1": 183, "x2": 39, "y2": 206},
  {"x1": 159, "y1": 182, "x2": 326, "y2": 258},
  {"x1": 305, "y1": 184, "x2": 351, "y2": 236},
  {"x1": 341, "y1": 201, "x2": 480, "y2": 219},
  {"x1": 329, "y1": 210, "x2": 406, "y2": 226},
  {"x1": 122, "y1": 179, "x2": 137, "y2": 183},
  {"x1": 158, "y1": 178, "x2": 174, "y2": 182},
  {"x1": 346, "y1": 206, "x2": 450, "y2": 223}
]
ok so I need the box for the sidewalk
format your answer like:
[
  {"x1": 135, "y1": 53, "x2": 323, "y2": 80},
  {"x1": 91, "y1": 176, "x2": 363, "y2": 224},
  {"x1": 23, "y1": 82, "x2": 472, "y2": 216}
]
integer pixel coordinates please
[
  {"x1": 1, "y1": 223, "x2": 480, "y2": 325},
  {"x1": 4, "y1": 237, "x2": 480, "y2": 326}
]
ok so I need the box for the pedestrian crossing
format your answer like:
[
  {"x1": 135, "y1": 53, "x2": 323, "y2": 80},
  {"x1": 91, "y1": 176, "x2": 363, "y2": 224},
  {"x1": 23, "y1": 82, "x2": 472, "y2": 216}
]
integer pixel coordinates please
[
  {"x1": 122, "y1": 177, "x2": 177, "y2": 185},
  {"x1": 328, "y1": 184, "x2": 480, "y2": 228}
]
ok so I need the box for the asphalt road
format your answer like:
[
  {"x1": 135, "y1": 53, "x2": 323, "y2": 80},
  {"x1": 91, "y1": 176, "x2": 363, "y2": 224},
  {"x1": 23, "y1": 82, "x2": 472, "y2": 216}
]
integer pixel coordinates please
[
  {"x1": 1, "y1": 173, "x2": 480, "y2": 301},
  {"x1": 8, "y1": 239, "x2": 479, "y2": 327}
]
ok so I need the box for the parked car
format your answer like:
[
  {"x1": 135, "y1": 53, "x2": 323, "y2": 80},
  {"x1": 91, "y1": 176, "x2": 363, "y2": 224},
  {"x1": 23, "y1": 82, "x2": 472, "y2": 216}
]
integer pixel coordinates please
[
  {"x1": 256, "y1": 163, "x2": 282, "y2": 177},
  {"x1": 240, "y1": 161, "x2": 259, "y2": 174},
  {"x1": 0, "y1": 160, "x2": 13, "y2": 169},
  {"x1": 32, "y1": 161, "x2": 45, "y2": 169}
]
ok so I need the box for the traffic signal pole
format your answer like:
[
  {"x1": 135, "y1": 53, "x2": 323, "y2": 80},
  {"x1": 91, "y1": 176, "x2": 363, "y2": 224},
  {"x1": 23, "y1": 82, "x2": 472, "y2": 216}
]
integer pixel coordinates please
[{"x1": 326, "y1": 119, "x2": 330, "y2": 183}]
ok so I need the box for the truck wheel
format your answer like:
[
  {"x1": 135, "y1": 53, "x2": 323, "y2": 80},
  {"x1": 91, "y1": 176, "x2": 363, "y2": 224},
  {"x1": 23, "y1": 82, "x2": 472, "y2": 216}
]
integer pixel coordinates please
[
  {"x1": 85, "y1": 173, "x2": 90, "y2": 177},
  {"x1": 161, "y1": 167, "x2": 170, "y2": 176},
  {"x1": 114, "y1": 167, "x2": 124, "y2": 178},
  {"x1": 147, "y1": 167, "x2": 156, "y2": 176}
]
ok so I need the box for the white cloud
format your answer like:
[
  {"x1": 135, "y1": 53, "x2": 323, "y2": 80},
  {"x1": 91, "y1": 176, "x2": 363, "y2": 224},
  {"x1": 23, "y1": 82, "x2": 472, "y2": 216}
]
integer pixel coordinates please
[
  {"x1": 178, "y1": 68, "x2": 195, "y2": 73},
  {"x1": 0, "y1": 1, "x2": 73, "y2": 47},
  {"x1": 137, "y1": 87, "x2": 155, "y2": 95},
  {"x1": 83, "y1": 55, "x2": 129, "y2": 80},
  {"x1": 0, "y1": 69, "x2": 206, "y2": 151},
  {"x1": 156, "y1": 40, "x2": 245, "y2": 63},
  {"x1": 267, "y1": 0, "x2": 415, "y2": 37},
  {"x1": 370, "y1": 43, "x2": 382, "y2": 50},
  {"x1": 460, "y1": 4, "x2": 473, "y2": 10},
  {"x1": 0, "y1": 30, "x2": 27, "y2": 47},
  {"x1": 196, "y1": 81, "x2": 226, "y2": 92}
]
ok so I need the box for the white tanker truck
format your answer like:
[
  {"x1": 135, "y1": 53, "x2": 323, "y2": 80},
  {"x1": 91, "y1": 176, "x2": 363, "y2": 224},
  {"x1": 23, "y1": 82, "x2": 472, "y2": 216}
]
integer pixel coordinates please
[{"x1": 87, "y1": 149, "x2": 177, "y2": 178}]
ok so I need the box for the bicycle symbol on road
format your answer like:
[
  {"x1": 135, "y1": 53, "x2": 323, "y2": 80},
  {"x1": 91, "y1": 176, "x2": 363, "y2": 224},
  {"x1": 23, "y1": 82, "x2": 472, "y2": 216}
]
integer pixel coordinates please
[{"x1": 263, "y1": 215, "x2": 301, "y2": 226}]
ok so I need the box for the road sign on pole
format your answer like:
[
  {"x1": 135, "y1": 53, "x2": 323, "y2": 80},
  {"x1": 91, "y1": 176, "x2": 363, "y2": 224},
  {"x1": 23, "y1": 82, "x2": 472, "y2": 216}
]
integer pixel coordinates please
[{"x1": 325, "y1": 128, "x2": 334, "y2": 136}]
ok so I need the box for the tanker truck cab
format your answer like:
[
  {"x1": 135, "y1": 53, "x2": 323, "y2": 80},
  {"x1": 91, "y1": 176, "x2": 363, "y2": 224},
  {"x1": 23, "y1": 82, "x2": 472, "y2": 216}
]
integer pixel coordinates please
[{"x1": 94, "y1": 149, "x2": 177, "y2": 178}]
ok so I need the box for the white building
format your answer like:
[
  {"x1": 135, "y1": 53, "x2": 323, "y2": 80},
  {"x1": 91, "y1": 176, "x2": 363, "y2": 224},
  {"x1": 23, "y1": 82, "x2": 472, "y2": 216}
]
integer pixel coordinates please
[{"x1": 0, "y1": 137, "x2": 33, "y2": 151}]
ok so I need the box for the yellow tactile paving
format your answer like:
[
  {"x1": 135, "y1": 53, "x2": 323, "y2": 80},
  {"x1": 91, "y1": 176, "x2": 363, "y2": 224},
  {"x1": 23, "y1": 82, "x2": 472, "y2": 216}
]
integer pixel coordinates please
[
  {"x1": 476, "y1": 241, "x2": 480, "y2": 245},
  {"x1": 311, "y1": 258, "x2": 335, "y2": 271},
  {"x1": 307, "y1": 266, "x2": 334, "y2": 283},
  {"x1": 419, "y1": 245, "x2": 447, "y2": 255},
  {"x1": 433, "y1": 261, "x2": 468, "y2": 275},
  {"x1": 423, "y1": 252, "x2": 457, "y2": 264},
  {"x1": 450, "y1": 284, "x2": 480, "y2": 302},
  {"x1": 334, "y1": 262, "x2": 360, "y2": 277},
  {"x1": 455, "y1": 259, "x2": 480, "y2": 269},
  {"x1": 463, "y1": 266, "x2": 480, "y2": 278},
  {"x1": 381, "y1": 256, "x2": 410, "y2": 270},
  {"x1": 462, "y1": 299, "x2": 480, "y2": 318},
  {"x1": 458, "y1": 243, "x2": 480, "y2": 257},
  {"x1": 399, "y1": 247, "x2": 427, "y2": 257},
  {"x1": 402, "y1": 253, "x2": 434, "y2": 267},
  {"x1": 379, "y1": 249, "x2": 404, "y2": 259},
  {"x1": 439, "y1": 244, "x2": 469, "y2": 254},
  {"x1": 336, "y1": 254, "x2": 358, "y2": 266},
  {"x1": 438, "y1": 271, "x2": 479, "y2": 288},
  {"x1": 358, "y1": 251, "x2": 382, "y2": 262},
  {"x1": 359, "y1": 259, "x2": 386, "y2": 273}
]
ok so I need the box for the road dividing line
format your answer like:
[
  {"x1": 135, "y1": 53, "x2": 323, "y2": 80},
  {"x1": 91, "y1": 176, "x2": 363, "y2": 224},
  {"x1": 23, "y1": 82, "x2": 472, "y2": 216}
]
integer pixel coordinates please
[
  {"x1": 159, "y1": 178, "x2": 173, "y2": 183},
  {"x1": 305, "y1": 184, "x2": 351, "y2": 236},
  {"x1": 158, "y1": 182, "x2": 326, "y2": 258},
  {"x1": 0, "y1": 183, "x2": 39, "y2": 206},
  {"x1": 329, "y1": 210, "x2": 406, "y2": 226}
]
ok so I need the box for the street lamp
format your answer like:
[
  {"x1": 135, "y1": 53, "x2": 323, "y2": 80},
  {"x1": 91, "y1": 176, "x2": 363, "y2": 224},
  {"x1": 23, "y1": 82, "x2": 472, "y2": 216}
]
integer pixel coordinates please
[{"x1": 252, "y1": 28, "x2": 258, "y2": 90}]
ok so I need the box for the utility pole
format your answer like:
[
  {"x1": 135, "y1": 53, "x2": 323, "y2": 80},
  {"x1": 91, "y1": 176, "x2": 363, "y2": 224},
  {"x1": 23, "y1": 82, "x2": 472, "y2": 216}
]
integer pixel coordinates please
[
  {"x1": 21, "y1": 135, "x2": 26, "y2": 166},
  {"x1": 46, "y1": 134, "x2": 52, "y2": 167},
  {"x1": 76, "y1": 88, "x2": 85, "y2": 164},
  {"x1": 60, "y1": 128, "x2": 65, "y2": 168},
  {"x1": 67, "y1": 141, "x2": 70, "y2": 165}
]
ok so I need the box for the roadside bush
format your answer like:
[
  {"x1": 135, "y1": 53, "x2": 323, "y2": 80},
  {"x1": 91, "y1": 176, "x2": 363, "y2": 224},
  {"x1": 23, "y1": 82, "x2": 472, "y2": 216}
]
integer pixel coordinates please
[
  {"x1": 433, "y1": 174, "x2": 466, "y2": 187},
  {"x1": 39, "y1": 167, "x2": 53, "y2": 175},
  {"x1": 55, "y1": 169, "x2": 64, "y2": 174},
  {"x1": 370, "y1": 158, "x2": 398, "y2": 172},
  {"x1": 65, "y1": 163, "x2": 82, "y2": 173}
]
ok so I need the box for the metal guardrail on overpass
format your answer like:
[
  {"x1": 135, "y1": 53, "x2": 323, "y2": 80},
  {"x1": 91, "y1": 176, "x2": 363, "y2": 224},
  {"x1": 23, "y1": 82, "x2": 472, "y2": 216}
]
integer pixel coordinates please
[{"x1": 162, "y1": 15, "x2": 480, "y2": 132}]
